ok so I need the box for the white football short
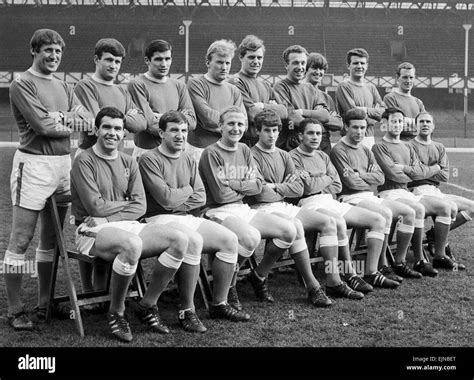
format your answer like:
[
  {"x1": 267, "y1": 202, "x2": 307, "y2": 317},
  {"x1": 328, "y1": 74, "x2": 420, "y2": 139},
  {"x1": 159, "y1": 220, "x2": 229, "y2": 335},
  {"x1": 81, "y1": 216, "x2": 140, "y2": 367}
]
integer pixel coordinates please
[
  {"x1": 411, "y1": 185, "x2": 445, "y2": 199},
  {"x1": 378, "y1": 189, "x2": 421, "y2": 202},
  {"x1": 75, "y1": 221, "x2": 146, "y2": 257},
  {"x1": 10, "y1": 150, "x2": 71, "y2": 211},
  {"x1": 205, "y1": 203, "x2": 258, "y2": 224},
  {"x1": 251, "y1": 201, "x2": 301, "y2": 219},
  {"x1": 339, "y1": 191, "x2": 384, "y2": 206},
  {"x1": 145, "y1": 214, "x2": 204, "y2": 231},
  {"x1": 298, "y1": 193, "x2": 352, "y2": 216}
]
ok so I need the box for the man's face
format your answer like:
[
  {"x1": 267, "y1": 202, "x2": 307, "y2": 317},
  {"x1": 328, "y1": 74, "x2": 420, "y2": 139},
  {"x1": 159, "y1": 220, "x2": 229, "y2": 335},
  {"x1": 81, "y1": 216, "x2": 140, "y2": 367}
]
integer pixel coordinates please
[
  {"x1": 94, "y1": 52, "x2": 122, "y2": 81},
  {"x1": 146, "y1": 50, "x2": 172, "y2": 80},
  {"x1": 159, "y1": 121, "x2": 188, "y2": 153},
  {"x1": 306, "y1": 66, "x2": 325, "y2": 87},
  {"x1": 32, "y1": 43, "x2": 63, "y2": 75},
  {"x1": 397, "y1": 68, "x2": 415, "y2": 94},
  {"x1": 219, "y1": 112, "x2": 247, "y2": 147},
  {"x1": 299, "y1": 123, "x2": 322, "y2": 151},
  {"x1": 345, "y1": 119, "x2": 367, "y2": 145},
  {"x1": 240, "y1": 48, "x2": 264, "y2": 77},
  {"x1": 285, "y1": 52, "x2": 307, "y2": 83},
  {"x1": 257, "y1": 124, "x2": 280, "y2": 150},
  {"x1": 207, "y1": 53, "x2": 232, "y2": 82},
  {"x1": 348, "y1": 55, "x2": 368, "y2": 80},
  {"x1": 384, "y1": 112, "x2": 404, "y2": 137},
  {"x1": 417, "y1": 113, "x2": 434, "y2": 137},
  {"x1": 96, "y1": 116, "x2": 124, "y2": 153}
]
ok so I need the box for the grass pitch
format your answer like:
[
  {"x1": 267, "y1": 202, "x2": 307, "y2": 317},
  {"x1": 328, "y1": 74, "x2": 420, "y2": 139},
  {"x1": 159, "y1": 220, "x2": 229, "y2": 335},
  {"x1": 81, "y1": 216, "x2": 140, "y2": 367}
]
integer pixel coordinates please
[{"x1": 0, "y1": 146, "x2": 472, "y2": 349}]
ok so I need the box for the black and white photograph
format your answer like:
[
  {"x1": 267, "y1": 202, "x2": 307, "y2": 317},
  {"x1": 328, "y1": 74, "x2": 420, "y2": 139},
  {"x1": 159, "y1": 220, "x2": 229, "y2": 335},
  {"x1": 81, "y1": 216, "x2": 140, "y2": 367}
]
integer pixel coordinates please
[{"x1": 0, "y1": 0, "x2": 472, "y2": 377}]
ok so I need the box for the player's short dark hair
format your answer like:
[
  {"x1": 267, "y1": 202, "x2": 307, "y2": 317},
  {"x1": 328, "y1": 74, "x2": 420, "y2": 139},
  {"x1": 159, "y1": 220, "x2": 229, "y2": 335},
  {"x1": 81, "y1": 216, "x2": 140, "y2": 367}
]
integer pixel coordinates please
[
  {"x1": 145, "y1": 39, "x2": 172, "y2": 60},
  {"x1": 206, "y1": 39, "x2": 236, "y2": 62},
  {"x1": 414, "y1": 111, "x2": 433, "y2": 124},
  {"x1": 382, "y1": 107, "x2": 405, "y2": 120},
  {"x1": 218, "y1": 106, "x2": 246, "y2": 125},
  {"x1": 282, "y1": 45, "x2": 308, "y2": 64},
  {"x1": 254, "y1": 109, "x2": 282, "y2": 132},
  {"x1": 95, "y1": 107, "x2": 126, "y2": 129},
  {"x1": 94, "y1": 38, "x2": 126, "y2": 59},
  {"x1": 306, "y1": 52, "x2": 328, "y2": 71},
  {"x1": 396, "y1": 62, "x2": 416, "y2": 77},
  {"x1": 298, "y1": 118, "x2": 322, "y2": 134},
  {"x1": 343, "y1": 108, "x2": 367, "y2": 126},
  {"x1": 30, "y1": 29, "x2": 65, "y2": 53},
  {"x1": 346, "y1": 48, "x2": 369, "y2": 65},
  {"x1": 159, "y1": 110, "x2": 187, "y2": 131},
  {"x1": 238, "y1": 35, "x2": 265, "y2": 58}
]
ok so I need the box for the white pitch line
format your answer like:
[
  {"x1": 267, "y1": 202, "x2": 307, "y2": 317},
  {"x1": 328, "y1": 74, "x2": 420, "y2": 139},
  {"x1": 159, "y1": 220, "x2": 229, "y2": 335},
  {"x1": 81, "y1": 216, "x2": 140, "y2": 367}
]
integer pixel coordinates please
[{"x1": 444, "y1": 182, "x2": 474, "y2": 194}]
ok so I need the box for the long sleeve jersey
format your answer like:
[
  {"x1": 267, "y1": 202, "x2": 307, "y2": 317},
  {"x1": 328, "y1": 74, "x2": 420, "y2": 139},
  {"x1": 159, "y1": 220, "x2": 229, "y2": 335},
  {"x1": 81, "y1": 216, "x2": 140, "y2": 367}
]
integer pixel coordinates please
[
  {"x1": 74, "y1": 76, "x2": 146, "y2": 149},
  {"x1": 330, "y1": 138, "x2": 384, "y2": 195},
  {"x1": 371, "y1": 138, "x2": 441, "y2": 192},
  {"x1": 273, "y1": 78, "x2": 330, "y2": 150},
  {"x1": 315, "y1": 88, "x2": 343, "y2": 154},
  {"x1": 138, "y1": 146, "x2": 205, "y2": 217},
  {"x1": 383, "y1": 91, "x2": 425, "y2": 139},
  {"x1": 71, "y1": 147, "x2": 146, "y2": 223},
  {"x1": 289, "y1": 147, "x2": 342, "y2": 197},
  {"x1": 407, "y1": 138, "x2": 449, "y2": 187},
  {"x1": 128, "y1": 74, "x2": 197, "y2": 149},
  {"x1": 228, "y1": 72, "x2": 288, "y2": 143},
  {"x1": 9, "y1": 69, "x2": 92, "y2": 156},
  {"x1": 250, "y1": 143, "x2": 303, "y2": 203},
  {"x1": 187, "y1": 75, "x2": 246, "y2": 148},
  {"x1": 199, "y1": 141, "x2": 263, "y2": 208},
  {"x1": 335, "y1": 80, "x2": 384, "y2": 138}
]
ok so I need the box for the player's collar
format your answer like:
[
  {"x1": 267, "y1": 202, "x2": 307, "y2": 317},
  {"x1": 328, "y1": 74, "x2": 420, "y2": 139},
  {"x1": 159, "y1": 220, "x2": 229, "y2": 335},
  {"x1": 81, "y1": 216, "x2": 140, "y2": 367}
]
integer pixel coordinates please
[
  {"x1": 204, "y1": 74, "x2": 224, "y2": 85},
  {"x1": 27, "y1": 68, "x2": 53, "y2": 80},
  {"x1": 91, "y1": 74, "x2": 114, "y2": 86},
  {"x1": 414, "y1": 136, "x2": 431, "y2": 145},
  {"x1": 217, "y1": 140, "x2": 238, "y2": 151},
  {"x1": 382, "y1": 135, "x2": 401, "y2": 144},
  {"x1": 255, "y1": 142, "x2": 275, "y2": 153},
  {"x1": 348, "y1": 79, "x2": 365, "y2": 87},
  {"x1": 341, "y1": 136, "x2": 359, "y2": 149},
  {"x1": 158, "y1": 145, "x2": 180, "y2": 158},
  {"x1": 144, "y1": 72, "x2": 168, "y2": 84},
  {"x1": 92, "y1": 145, "x2": 118, "y2": 160},
  {"x1": 296, "y1": 146, "x2": 315, "y2": 157},
  {"x1": 393, "y1": 88, "x2": 412, "y2": 97}
]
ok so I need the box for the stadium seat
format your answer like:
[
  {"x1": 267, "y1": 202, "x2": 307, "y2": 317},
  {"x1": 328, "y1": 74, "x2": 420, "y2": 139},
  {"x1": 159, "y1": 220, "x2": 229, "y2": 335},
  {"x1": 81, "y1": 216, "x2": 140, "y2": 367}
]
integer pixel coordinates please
[{"x1": 45, "y1": 194, "x2": 147, "y2": 337}]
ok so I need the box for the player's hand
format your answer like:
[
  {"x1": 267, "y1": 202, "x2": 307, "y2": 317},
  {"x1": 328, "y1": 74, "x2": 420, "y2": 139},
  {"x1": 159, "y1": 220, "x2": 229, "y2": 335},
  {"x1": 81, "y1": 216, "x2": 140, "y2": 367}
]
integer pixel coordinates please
[
  {"x1": 294, "y1": 109, "x2": 304, "y2": 116},
  {"x1": 126, "y1": 108, "x2": 139, "y2": 117},
  {"x1": 266, "y1": 183, "x2": 276, "y2": 189},
  {"x1": 296, "y1": 169, "x2": 310, "y2": 180},
  {"x1": 49, "y1": 111, "x2": 62, "y2": 123},
  {"x1": 268, "y1": 100, "x2": 277, "y2": 105},
  {"x1": 283, "y1": 173, "x2": 297, "y2": 183},
  {"x1": 83, "y1": 216, "x2": 108, "y2": 227},
  {"x1": 393, "y1": 163, "x2": 404, "y2": 171},
  {"x1": 252, "y1": 102, "x2": 265, "y2": 112}
]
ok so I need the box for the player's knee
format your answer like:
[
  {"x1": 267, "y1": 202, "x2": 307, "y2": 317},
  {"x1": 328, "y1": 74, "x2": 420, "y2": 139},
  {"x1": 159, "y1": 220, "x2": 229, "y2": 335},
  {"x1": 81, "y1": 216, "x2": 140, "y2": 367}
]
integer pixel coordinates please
[
  {"x1": 370, "y1": 213, "x2": 386, "y2": 232},
  {"x1": 334, "y1": 216, "x2": 347, "y2": 234},
  {"x1": 436, "y1": 201, "x2": 451, "y2": 217},
  {"x1": 413, "y1": 203, "x2": 425, "y2": 219},
  {"x1": 11, "y1": 230, "x2": 35, "y2": 254},
  {"x1": 321, "y1": 216, "x2": 337, "y2": 236},
  {"x1": 187, "y1": 232, "x2": 204, "y2": 256},
  {"x1": 279, "y1": 220, "x2": 297, "y2": 244},
  {"x1": 293, "y1": 218, "x2": 305, "y2": 240},
  {"x1": 168, "y1": 230, "x2": 189, "y2": 261},
  {"x1": 121, "y1": 235, "x2": 143, "y2": 264},
  {"x1": 382, "y1": 208, "x2": 393, "y2": 224},
  {"x1": 239, "y1": 227, "x2": 261, "y2": 253},
  {"x1": 218, "y1": 230, "x2": 239, "y2": 255},
  {"x1": 401, "y1": 207, "x2": 416, "y2": 225}
]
